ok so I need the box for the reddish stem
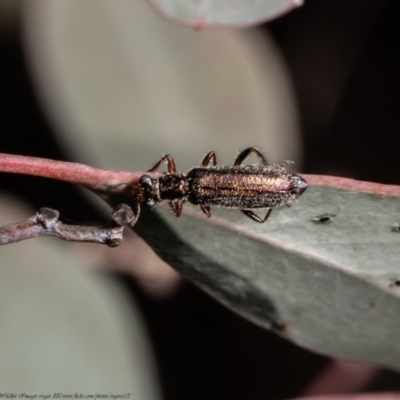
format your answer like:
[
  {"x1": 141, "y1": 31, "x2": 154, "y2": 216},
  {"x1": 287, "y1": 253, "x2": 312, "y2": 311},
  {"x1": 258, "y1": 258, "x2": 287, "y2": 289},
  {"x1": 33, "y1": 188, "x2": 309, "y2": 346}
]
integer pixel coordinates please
[
  {"x1": 302, "y1": 174, "x2": 400, "y2": 196},
  {"x1": 1, "y1": 153, "x2": 400, "y2": 197},
  {"x1": 0, "y1": 153, "x2": 160, "y2": 193}
]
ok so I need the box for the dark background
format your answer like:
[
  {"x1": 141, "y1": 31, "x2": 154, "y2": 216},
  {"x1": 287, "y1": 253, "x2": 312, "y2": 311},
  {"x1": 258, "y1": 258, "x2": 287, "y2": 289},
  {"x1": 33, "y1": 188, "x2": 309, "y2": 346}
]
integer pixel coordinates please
[{"x1": 1, "y1": 0, "x2": 400, "y2": 398}]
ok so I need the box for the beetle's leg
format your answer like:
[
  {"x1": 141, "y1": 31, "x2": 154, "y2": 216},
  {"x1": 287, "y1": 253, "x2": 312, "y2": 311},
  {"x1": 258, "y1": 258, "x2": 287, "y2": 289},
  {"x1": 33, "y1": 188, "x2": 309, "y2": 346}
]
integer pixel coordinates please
[
  {"x1": 148, "y1": 155, "x2": 177, "y2": 173},
  {"x1": 201, "y1": 151, "x2": 217, "y2": 167},
  {"x1": 169, "y1": 199, "x2": 183, "y2": 217},
  {"x1": 241, "y1": 209, "x2": 272, "y2": 223},
  {"x1": 234, "y1": 147, "x2": 268, "y2": 166},
  {"x1": 200, "y1": 205, "x2": 211, "y2": 218},
  {"x1": 128, "y1": 202, "x2": 141, "y2": 227}
]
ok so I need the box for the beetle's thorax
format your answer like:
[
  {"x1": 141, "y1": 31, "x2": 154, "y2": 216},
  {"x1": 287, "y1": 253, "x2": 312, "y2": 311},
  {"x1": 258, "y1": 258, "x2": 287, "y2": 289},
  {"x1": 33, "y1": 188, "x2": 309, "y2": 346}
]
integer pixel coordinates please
[
  {"x1": 158, "y1": 173, "x2": 188, "y2": 200},
  {"x1": 139, "y1": 173, "x2": 187, "y2": 207}
]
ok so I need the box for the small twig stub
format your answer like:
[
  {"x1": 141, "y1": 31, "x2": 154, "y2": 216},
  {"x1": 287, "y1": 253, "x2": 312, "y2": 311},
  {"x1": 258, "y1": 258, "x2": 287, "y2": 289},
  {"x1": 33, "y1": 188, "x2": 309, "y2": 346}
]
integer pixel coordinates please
[{"x1": 0, "y1": 207, "x2": 130, "y2": 247}]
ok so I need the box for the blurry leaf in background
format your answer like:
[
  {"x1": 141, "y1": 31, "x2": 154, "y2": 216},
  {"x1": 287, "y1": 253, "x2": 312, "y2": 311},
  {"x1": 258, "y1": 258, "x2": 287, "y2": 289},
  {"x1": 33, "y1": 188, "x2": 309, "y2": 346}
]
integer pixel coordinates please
[
  {"x1": 146, "y1": 0, "x2": 303, "y2": 28},
  {"x1": 0, "y1": 194, "x2": 161, "y2": 397},
  {"x1": 21, "y1": 0, "x2": 302, "y2": 298},
  {"x1": 22, "y1": 0, "x2": 301, "y2": 171}
]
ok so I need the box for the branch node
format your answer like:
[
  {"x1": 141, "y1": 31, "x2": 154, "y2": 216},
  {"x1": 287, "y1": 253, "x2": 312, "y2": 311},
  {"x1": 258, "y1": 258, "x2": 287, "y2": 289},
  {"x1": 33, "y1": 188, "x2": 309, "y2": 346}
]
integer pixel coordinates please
[
  {"x1": 36, "y1": 207, "x2": 59, "y2": 229},
  {"x1": 112, "y1": 203, "x2": 136, "y2": 226}
]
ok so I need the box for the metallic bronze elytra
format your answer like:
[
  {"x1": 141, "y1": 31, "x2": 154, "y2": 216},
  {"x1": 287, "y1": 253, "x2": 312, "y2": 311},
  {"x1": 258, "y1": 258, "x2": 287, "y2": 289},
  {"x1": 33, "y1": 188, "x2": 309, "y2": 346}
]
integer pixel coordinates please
[{"x1": 134, "y1": 147, "x2": 307, "y2": 224}]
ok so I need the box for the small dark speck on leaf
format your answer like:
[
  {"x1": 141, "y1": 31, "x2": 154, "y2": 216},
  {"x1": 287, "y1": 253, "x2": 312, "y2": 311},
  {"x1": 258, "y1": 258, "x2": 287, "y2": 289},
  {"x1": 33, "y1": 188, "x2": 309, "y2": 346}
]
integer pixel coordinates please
[
  {"x1": 369, "y1": 303, "x2": 376, "y2": 309},
  {"x1": 312, "y1": 213, "x2": 336, "y2": 224},
  {"x1": 391, "y1": 223, "x2": 400, "y2": 233},
  {"x1": 389, "y1": 279, "x2": 400, "y2": 288}
]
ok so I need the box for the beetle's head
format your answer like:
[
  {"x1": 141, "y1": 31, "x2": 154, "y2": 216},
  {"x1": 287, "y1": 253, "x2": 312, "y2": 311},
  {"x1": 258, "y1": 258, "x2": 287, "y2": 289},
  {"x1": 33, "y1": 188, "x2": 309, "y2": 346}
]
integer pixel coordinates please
[{"x1": 139, "y1": 174, "x2": 160, "y2": 207}]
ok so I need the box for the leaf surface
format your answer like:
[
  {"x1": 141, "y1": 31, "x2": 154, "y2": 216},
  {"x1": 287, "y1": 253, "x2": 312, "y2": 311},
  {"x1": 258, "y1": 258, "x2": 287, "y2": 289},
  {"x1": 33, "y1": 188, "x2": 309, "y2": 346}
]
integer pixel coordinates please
[{"x1": 132, "y1": 175, "x2": 400, "y2": 371}]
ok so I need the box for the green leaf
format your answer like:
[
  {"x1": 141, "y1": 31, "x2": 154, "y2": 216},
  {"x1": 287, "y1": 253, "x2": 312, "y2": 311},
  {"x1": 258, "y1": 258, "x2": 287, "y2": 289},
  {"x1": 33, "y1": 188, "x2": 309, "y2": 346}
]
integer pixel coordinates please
[
  {"x1": 147, "y1": 0, "x2": 303, "y2": 28},
  {"x1": 131, "y1": 176, "x2": 400, "y2": 371}
]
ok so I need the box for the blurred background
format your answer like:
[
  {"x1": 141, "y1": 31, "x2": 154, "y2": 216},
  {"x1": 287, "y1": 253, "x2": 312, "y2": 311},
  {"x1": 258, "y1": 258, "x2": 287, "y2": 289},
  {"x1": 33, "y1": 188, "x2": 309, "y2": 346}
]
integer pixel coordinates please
[{"x1": 1, "y1": 0, "x2": 400, "y2": 398}]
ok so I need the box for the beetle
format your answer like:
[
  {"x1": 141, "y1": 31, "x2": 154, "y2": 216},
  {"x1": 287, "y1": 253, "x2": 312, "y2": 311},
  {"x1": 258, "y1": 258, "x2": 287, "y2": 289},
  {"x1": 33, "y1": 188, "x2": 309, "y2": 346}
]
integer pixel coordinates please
[{"x1": 131, "y1": 147, "x2": 307, "y2": 224}]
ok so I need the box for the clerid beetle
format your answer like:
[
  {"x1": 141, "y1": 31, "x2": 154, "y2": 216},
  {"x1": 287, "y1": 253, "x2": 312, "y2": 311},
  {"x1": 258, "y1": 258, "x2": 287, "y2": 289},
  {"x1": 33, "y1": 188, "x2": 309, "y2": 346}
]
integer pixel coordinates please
[{"x1": 131, "y1": 147, "x2": 307, "y2": 224}]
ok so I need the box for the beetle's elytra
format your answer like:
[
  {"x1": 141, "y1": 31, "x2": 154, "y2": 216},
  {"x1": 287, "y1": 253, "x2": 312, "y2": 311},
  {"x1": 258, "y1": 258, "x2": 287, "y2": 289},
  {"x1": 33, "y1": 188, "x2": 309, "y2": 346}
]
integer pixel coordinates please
[{"x1": 130, "y1": 147, "x2": 307, "y2": 225}]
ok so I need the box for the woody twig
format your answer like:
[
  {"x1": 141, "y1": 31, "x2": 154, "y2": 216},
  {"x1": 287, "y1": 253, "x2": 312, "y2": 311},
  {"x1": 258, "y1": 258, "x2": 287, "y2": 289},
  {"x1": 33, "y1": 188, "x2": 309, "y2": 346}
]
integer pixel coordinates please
[{"x1": 0, "y1": 204, "x2": 135, "y2": 246}]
